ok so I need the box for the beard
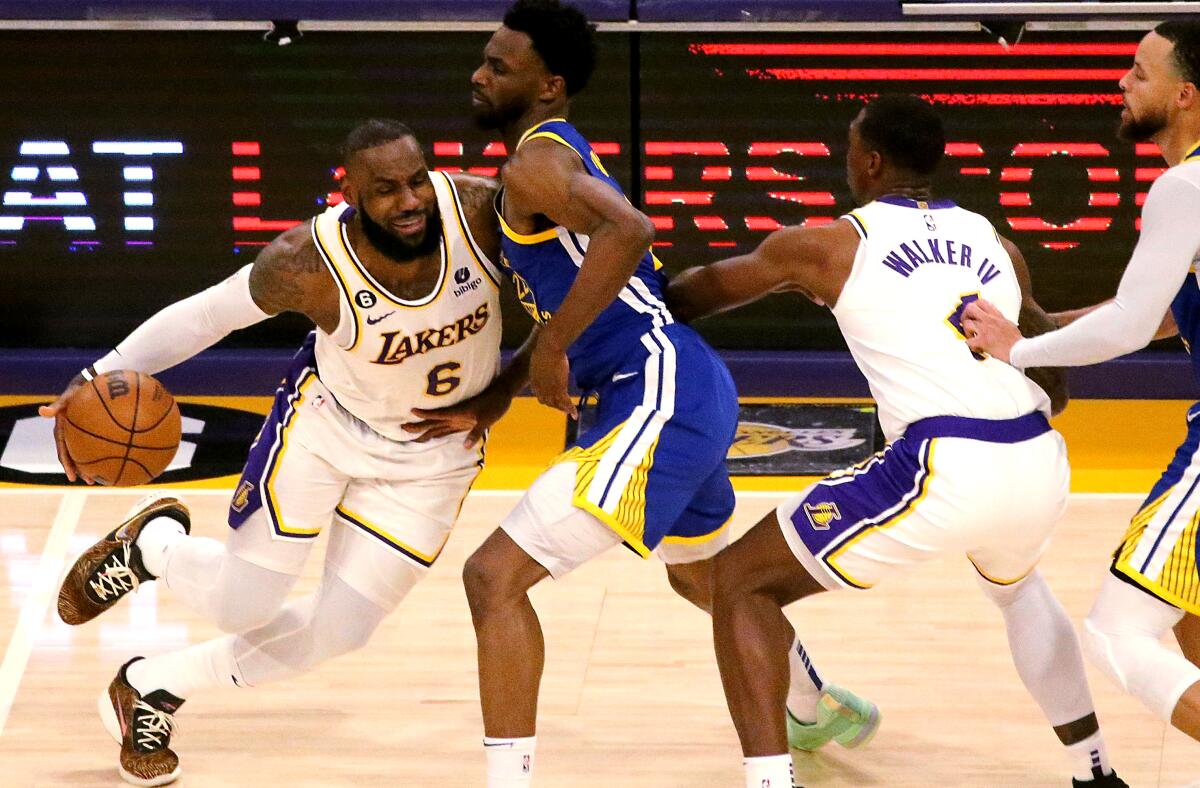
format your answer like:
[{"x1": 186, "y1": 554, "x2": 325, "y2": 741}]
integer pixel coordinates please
[
  {"x1": 472, "y1": 95, "x2": 528, "y2": 131},
  {"x1": 1117, "y1": 105, "x2": 1168, "y2": 143},
  {"x1": 358, "y1": 203, "x2": 442, "y2": 263}
]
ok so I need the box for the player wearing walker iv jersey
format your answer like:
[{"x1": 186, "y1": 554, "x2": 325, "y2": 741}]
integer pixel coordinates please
[{"x1": 668, "y1": 94, "x2": 1127, "y2": 788}]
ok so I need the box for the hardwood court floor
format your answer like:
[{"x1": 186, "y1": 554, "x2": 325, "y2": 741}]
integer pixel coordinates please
[{"x1": 0, "y1": 489, "x2": 1196, "y2": 787}]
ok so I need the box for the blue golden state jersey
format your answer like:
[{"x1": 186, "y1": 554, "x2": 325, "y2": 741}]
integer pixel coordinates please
[
  {"x1": 1171, "y1": 265, "x2": 1200, "y2": 383},
  {"x1": 1170, "y1": 148, "x2": 1200, "y2": 386},
  {"x1": 496, "y1": 118, "x2": 671, "y2": 390}
]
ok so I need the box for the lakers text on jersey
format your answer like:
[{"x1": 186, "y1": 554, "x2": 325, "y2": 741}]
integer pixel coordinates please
[{"x1": 223, "y1": 172, "x2": 500, "y2": 583}]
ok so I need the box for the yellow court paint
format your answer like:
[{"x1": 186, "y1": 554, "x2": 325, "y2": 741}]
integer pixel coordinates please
[{"x1": 3, "y1": 395, "x2": 1191, "y2": 494}]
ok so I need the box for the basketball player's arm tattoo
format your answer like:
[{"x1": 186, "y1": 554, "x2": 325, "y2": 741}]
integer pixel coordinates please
[
  {"x1": 248, "y1": 225, "x2": 340, "y2": 332},
  {"x1": 1001, "y1": 236, "x2": 1069, "y2": 415},
  {"x1": 450, "y1": 173, "x2": 502, "y2": 262}
]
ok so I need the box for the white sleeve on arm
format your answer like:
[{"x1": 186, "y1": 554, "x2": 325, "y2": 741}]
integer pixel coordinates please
[
  {"x1": 91, "y1": 264, "x2": 271, "y2": 376},
  {"x1": 1010, "y1": 171, "x2": 1200, "y2": 368}
]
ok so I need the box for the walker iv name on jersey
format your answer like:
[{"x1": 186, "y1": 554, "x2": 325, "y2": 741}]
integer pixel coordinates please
[{"x1": 879, "y1": 237, "x2": 1002, "y2": 285}]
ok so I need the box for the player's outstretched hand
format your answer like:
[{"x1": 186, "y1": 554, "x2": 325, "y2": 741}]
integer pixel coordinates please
[
  {"x1": 407, "y1": 385, "x2": 515, "y2": 449},
  {"x1": 529, "y1": 334, "x2": 578, "y2": 420},
  {"x1": 37, "y1": 374, "x2": 94, "y2": 484},
  {"x1": 962, "y1": 299, "x2": 1022, "y2": 364}
]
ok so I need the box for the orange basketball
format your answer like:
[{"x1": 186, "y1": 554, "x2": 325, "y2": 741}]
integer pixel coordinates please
[{"x1": 60, "y1": 370, "x2": 181, "y2": 486}]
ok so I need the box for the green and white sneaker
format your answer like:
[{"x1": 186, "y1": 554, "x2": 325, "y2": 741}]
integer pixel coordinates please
[{"x1": 786, "y1": 684, "x2": 880, "y2": 752}]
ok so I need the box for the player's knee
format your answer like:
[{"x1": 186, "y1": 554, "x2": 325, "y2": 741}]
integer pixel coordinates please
[
  {"x1": 666, "y1": 562, "x2": 713, "y2": 612},
  {"x1": 462, "y1": 548, "x2": 508, "y2": 616},
  {"x1": 1083, "y1": 611, "x2": 1143, "y2": 689},
  {"x1": 319, "y1": 614, "x2": 379, "y2": 660},
  {"x1": 212, "y1": 598, "x2": 280, "y2": 634},
  {"x1": 711, "y1": 550, "x2": 764, "y2": 612}
]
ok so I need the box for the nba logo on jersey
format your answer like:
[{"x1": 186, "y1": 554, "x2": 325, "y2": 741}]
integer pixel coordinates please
[
  {"x1": 522, "y1": 755, "x2": 530, "y2": 773},
  {"x1": 803, "y1": 501, "x2": 841, "y2": 530},
  {"x1": 231, "y1": 480, "x2": 255, "y2": 513}
]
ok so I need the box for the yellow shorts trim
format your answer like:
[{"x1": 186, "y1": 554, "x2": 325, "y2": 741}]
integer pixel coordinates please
[
  {"x1": 1113, "y1": 485, "x2": 1200, "y2": 615},
  {"x1": 554, "y1": 417, "x2": 660, "y2": 559},
  {"x1": 570, "y1": 495, "x2": 652, "y2": 558},
  {"x1": 968, "y1": 556, "x2": 1034, "y2": 587},
  {"x1": 1112, "y1": 560, "x2": 1200, "y2": 616},
  {"x1": 661, "y1": 517, "x2": 730, "y2": 545}
]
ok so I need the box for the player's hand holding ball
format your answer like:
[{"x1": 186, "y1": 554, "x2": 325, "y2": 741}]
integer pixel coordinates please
[{"x1": 39, "y1": 370, "x2": 181, "y2": 485}]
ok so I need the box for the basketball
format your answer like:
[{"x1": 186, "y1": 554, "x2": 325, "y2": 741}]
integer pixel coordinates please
[{"x1": 60, "y1": 370, "x2": 181, "y2": 486}]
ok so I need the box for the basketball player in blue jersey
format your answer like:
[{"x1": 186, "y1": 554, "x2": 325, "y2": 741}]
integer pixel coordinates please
[
  {"x1": 966, "y1": 20, "x2": 1200, "y2": 745},
  {"x1": 424, "y1": 1, "x2": 869, "y2": 784},
  {"x1": 41, "y1": 120, "x2": 514, "y2": 786},
  {"x1": 668, "y1": 95, "x2": 1128, "y2": 788}
]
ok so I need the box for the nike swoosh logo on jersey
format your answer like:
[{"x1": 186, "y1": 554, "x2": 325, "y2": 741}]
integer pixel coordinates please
[
  {"x1": 611, "y1": 371, "x2": 639, "y2": 383},
  {"x1": 366, "y1": 311, "x2": 395, "y2": 325}
]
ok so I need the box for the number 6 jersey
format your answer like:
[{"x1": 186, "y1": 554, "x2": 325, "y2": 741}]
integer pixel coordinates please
[
  {"x1": 834, "y1": 195, "x2": 1050, "y2": 442},
  {"x1": 309, "y1": 171, "x2": 503, "y2": 441}
]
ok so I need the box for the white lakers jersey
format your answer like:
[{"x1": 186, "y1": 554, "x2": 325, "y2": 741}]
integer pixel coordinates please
[
  {"x1": 833, "y1": 195, "x2": 1050, "y2": 441},
  {"x1": 308, "y1": 171, "x2": 502, "y2": 441}
]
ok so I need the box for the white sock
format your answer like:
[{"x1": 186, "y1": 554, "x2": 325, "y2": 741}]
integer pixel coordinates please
[
  {"x1": 786, "y1": 635, "x2": 824, "y2": 724},
  {"x1": 743, "y1": 754, "x2": 793, "y2": 788},
  {"x1": 1064, "y1": 730, "x2": 1112, "y2": 782},
  {"x1": 135, "y1": 516, "x2": 187, "y2": 578},
  {"x1": 126, "y1": 635, "x2": 245, "y2": 700},
  {"x1": 483, "y1": 735, "x2": 536, "y2": 788}
]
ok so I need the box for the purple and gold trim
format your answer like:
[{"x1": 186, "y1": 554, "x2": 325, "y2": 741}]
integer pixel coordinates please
[
  {"x1": 334, "y1": 505, "x2": 447, "y2": 568},
  {"x1": 821, "y1": 438, "x2": 936, "y2": 589},
  {"x1": 228, "y1": 333, "x2": 322, "y2": 539}
]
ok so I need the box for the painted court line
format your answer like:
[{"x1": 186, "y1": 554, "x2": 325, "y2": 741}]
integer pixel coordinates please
[{"x1": 0, "y1": 490, "x2": 86, "y2": 735}]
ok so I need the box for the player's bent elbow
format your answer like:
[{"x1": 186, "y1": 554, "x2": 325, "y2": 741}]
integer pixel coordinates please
[{"x1": 629, "y1": 211, "x2": 655, "y2": 249}]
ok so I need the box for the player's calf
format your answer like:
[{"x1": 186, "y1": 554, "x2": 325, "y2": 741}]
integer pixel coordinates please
[{"x1": 58, "y1": 494, "x2": 190, "y2": 625}]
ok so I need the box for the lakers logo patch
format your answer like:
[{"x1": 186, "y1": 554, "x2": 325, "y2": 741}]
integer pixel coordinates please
[
  {"x1": 231, "y1": 480, "x2": 255, "y2": 513},
  {"x1": 803, "y1": 501, "x2": 841, "y2": 531},
  {"x1": 729, "y1": 422, "x2": 865, "y2": 459}
]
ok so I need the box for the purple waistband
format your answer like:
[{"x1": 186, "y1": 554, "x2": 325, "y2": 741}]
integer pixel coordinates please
[{"x1": 903, "y1": 412, "x2": 1051, "y2": 444}]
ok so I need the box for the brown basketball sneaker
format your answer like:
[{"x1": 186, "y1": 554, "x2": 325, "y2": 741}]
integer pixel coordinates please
[
  {"x1": 57, "y1": 494, "x2": 190, "y2": 625},
  {"x1": 99, "y1": 657, "x2": 185, "y2": 787}
]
